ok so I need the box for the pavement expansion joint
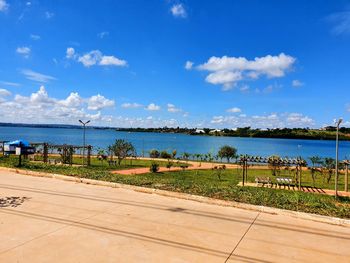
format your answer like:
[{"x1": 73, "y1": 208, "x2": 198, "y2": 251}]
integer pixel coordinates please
[{"x1": 224, "y1": 211, "x2": 261, "y2": 263}]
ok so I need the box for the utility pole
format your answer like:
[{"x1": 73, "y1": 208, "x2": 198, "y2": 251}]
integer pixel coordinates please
[{"x1": 79, "y1": 120, "x2": 90, "y2": 166}]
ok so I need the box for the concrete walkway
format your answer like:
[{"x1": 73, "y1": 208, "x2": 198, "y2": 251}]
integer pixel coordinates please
[{"x1": 0, "y1": 171, "x2": 349, "y2": 262}]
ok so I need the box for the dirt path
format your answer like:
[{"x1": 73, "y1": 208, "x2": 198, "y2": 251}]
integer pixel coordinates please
[{"x1": 112, "y1": 159, "x2": 238, "y2": 175}]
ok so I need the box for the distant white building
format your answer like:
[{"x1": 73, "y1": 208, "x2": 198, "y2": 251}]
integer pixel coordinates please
[
  {"x1": 195, "y1": 129, "x2": 205, "y2": 134},
  {"x1": 209, "y1": 129, "x2": 221, "y2": 133}
]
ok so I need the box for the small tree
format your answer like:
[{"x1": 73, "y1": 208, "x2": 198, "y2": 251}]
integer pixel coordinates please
[
  {"x1": 172, "y1": 150, "x2": 177, "y2": 159},
  {"x1": 182, "y1": 152, "x2": 190, "y2": 161},
  {"x1": 166, "y1": 161, "x2": 173, "y2": 171},
  {"x1": 268, "y1": 155, "x2": 282, "y2": 177},
  {"x1": 109, "y1": 139, "x2": 135, "y2": 165},
  {"x1": 160, "y1": 150, "x2": 172, "y2": 159},
  {"x1": 309, "y1": 156, "x2": 322, "y2": 187},
  {"x1": 217, "y1": 145, "x2": 237, "y2": 163},
  {"x1": 149, "y1": 149, "x2": 160, "y2": 158},
  {"x1": 150, "y1": 162, "x2": 160, "y2": 173}
]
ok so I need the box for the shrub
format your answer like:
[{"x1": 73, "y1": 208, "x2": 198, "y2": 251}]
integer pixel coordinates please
[
  {"x1": 150, "y1": 162, "x2": 160, "y2": 173},
  {"x1": 149, "y1": 149, "x2": 160, "y2": 158},
  {"x1": 160, "y1": 151, "x2": 172, "y2": 159},
  {"x1": 166, "y1": 161, "x2": 173, "y2": 170}
]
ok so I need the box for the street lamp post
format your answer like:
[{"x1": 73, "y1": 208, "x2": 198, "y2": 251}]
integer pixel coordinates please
[
  {"x1": 334, "y1": 118, "x2": 343, "y2": 198},
  {"x1": 79, "y1": 120, "x2": 90, "y2": 166}
]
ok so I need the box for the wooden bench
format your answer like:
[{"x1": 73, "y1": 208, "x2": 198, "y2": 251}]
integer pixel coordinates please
[
  {"x1": 108, "y1": 160, "x2": 117, "y2": 166},
  {"x1": 255, "y1": 177, "x2": 272, "y2": 187},
  {"x1": 48, "y1": 159, "x2": 61, "y2": 165},
  {"x1": 276, "y1": 177, "x2": 293, "y2": 187}
]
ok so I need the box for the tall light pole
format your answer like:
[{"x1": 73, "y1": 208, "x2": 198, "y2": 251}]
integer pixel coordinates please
[
  {"x1": 79, "y1": 120, "x2": 90, "y2": 166},
  {"x1": 334, "y1": 118, "x2": 343, "y2": 197}
]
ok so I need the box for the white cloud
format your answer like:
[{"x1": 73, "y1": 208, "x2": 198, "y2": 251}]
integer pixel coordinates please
[
  {"x1": 210, "y1": 112, "x2": 314, "y2": 129},
  {"x1": 196, "y1": 53, "x2": 295, "y2": 89},
  {"x1": 30, "y1": 34, "x2": 40, "y2": 40},
  {"x1": 45, "y1": 11, "x2": 54, "y2": 19},
  {"x1": 145, "y1": 103, "x2": 160, "y2": 111},
  {"x1": 87, "y1": 94, "x2": 115, "y2": 110},
  {"x1": 66, "y1": 47, "x2": 76, "y2": 59},
  {"x1": 16, "y1": 46, "x2": 31, "y2": 58},
  {"x1": 21, "y1": 69, "x2": 57, "y2": 83},
  {"x1": 292, "y1": 79, "x2": 304, "y2": 87},
  {"x1": 77, "y1": 50, "x2": 101, "y2": 67},
  {"x1": 98, "y1": 31, "x2": 109, "y2": 38},
  {"x1": 185, "y1": 61, "x2": 193, "y2": 70},
  {"x1": 0, "y1": 81, "x2": 20, "y2": 87},
  {"x1": 167, "y1": 103, "x2": 182, "y2": 113},
  {"x1": 0, "y1": 0, "x2": 9, "y2": 12},
  {"x1": 100, "y1": 55, "x2": 127, "y2": 66},
  {"x1": 0, "y1": 88, "x2": 11, "y2": 97},
  {"x1": 240, "y1": 85, "x2": 250, "y2": 93},
  {"x1": 0, "y1": 86, "x2": 117, "y2": 125},
  {"x1": 227, "y1": 107, "x2": 241, "y2": 113},
  {"x1": 59, "y1": 92, "x2": 82, "y2": 108},
  {"x1": 327, "y1": 11, "x2": 350, "y2": 35},
  {"x1": 67, "y1": 48, "x2": 127, "y2": 67},
  {"x1": 170, "y1": 3, "x2": 187, "y2": 18},
  {"x1": 121, "y1": 102, "x2": 143, "y2": 109}
]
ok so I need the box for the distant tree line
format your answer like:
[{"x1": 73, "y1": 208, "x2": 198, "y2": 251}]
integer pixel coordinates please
[{"x1": 116, "y1": 126, "x2": 350, "y2": 140}]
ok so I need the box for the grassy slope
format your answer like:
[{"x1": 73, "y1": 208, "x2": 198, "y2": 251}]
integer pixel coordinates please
[{"x1": 0, "y1": 156, "x2": 349, "y2": 218}]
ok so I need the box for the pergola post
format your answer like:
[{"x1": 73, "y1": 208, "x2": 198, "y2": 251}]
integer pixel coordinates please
[
  {"x1": 87, "y1": 145, "x2": 92, "y2": 166},
  {"x1": 345, "y1": 162, "x2": 349, "y2": 192},
  {"x1": 43, "y1": 143, "x2": 48, "y2": 163}
]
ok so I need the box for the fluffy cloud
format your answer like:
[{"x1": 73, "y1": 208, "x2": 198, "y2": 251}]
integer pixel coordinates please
[
  {"x1": 0, "y1": 86, "x2": 115, "y2": 125},
  {"x1": 167, "y1": 103, "x2": 182, "y2": 113},
  {"x1": 66, "y1": 47, "x2": 76, "y2": 59},
  {"x1": 87, "y1": 94, "x2": 115, "y2": 110},
  {"x1": 227, "y1": 107, "x2": 241, "y2": 113},
  {"x1": 16, "y1": 47, "x2": 31, "y2": 58},
  {"x1": 145, "y1": 103, "x2": 160, "y2": 111},
  {"x1": 195, "y1": 53, "x2": 295, "y2": 89},
  {"x1": 0, "y1": 88, "x2": 11, "y2": 97},
  {"x1": 21, "y1": 69, "x2": 57, "y2": 83},
  {"x1": 66, "y1": 48, "x2": 127, "y2": 67},
  {"x1": 0, "y1": 0, "x2": 9, "y2": 12},
  {"x1": 185, "y1": 61, "x2": 193, "y2": 70},
  {"x1": 210, "y1": 112, "x2": 314, "y2": 128},
  {"x1": 170, "y1": 3, "x2": 187, "y2": 18},
  {"x1": 121, "y1": 102, "x2": 143, "y2": 109},
  {"x1": 292, "y1": 79, "x2": 304, "y2": 87}
]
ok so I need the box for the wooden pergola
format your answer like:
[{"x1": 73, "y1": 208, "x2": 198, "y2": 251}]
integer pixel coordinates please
[
  {"x1": 30, "y1": 142, "x2": 92, "y2": 166},
  {"x1": 238, "y1": 155, "x2": 307, "y2": 190}
]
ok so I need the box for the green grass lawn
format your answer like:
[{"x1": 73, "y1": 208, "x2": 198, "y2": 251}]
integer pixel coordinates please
[{"x1": 0, "y1": 155, "x2": 349, "y2": 219}]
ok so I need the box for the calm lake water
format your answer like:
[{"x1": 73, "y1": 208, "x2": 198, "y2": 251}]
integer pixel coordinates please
[{"x1": 1, "y1": 126, "x2": 349, "y2": 160}]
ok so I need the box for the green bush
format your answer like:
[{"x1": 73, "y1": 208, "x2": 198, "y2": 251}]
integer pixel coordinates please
[
  {"x1": 149, "y1": 149, "x2": 160, "y2": 158},
  {"x1": 160, "y1": 151, "x2": 172, "y2": 159},
  {"x1": 150, "y1": 162, "x2": 160, "y2": 173}
]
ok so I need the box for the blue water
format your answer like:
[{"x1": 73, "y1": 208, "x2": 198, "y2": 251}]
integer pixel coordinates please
[{"x1": 1, "y1": 126, "x2": 349, "y2": 160}]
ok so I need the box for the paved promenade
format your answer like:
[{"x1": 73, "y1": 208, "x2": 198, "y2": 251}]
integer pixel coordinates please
[{"x1": 0, "y1": 171, "x2": 349, "y2": 262}]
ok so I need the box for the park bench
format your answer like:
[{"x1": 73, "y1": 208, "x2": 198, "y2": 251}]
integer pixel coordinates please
[
  {"x1": 255, "y1": 177, "x2": 272, "y2": 187},
  {"x1": 48, "y1": 159, "x2": 61, "y2": 165},
  {"x1": 108, "y1": 160, "x2": 117, "y2": 166},
  {"x1": 276, "y1": 177, "x2": 293, "y2": 187}
]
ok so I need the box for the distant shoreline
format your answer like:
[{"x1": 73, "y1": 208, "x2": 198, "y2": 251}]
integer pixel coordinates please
[{"x1": 1, "y1": 123, "x2": 349, "y2": 141}]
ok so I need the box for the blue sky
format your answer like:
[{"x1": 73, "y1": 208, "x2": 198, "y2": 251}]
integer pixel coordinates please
[{"x1": 1, "y1": 0, "x2": 350, "y2": 128}]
